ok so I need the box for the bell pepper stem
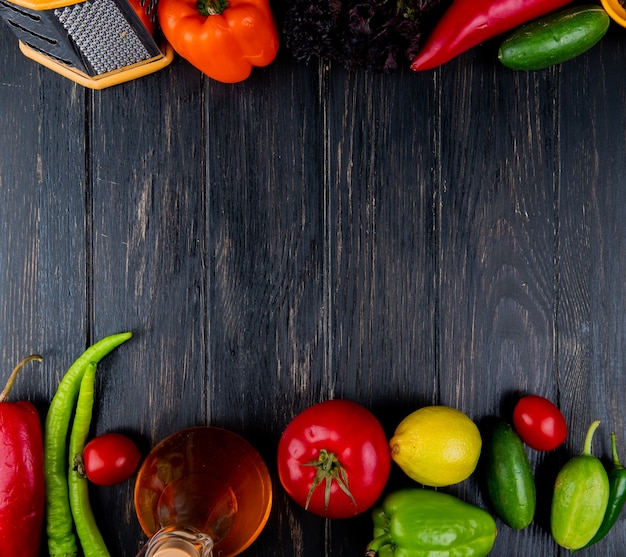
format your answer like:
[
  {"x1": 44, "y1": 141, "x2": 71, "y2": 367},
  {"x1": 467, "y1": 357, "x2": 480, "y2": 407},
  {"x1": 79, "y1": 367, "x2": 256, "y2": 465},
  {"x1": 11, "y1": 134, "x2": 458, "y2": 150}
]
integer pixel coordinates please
[
  {"x1": 0, "y1": 354, "x2": 42, "y2": 402},
  {"x1": 196, "y1": 0, "x2": 228, "y2": 17},
  {"x1": 365, "y1": 532, "x2": 393, "y2": 554},
  {"x1": 583, "y1": 420, "x2": 601, "y2": 456}
]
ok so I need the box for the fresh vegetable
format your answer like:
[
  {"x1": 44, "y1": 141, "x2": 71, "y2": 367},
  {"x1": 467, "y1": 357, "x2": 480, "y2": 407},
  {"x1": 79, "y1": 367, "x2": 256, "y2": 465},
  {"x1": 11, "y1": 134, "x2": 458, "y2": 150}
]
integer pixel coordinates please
[
  {"x1": 551, "y1": 420, "x2": 610, "y2": 549},
  {"x1": 0, "y1": 355, "x2": 45, "y2": 557},
  {"x1": 512, "y1": 395, "x2": 567, "y2": 451},
  {"x1": 365, "y1": 488, "x2": 497, "y2": 557},
  {"x1": 277, "y1": 399, "x2": 390, "y2": 518},
  {"x1": 482, "y1": 418, "x2": 536, "y2": 529},
  {"x1": 498, "y1": 5, "x2": 610, "y2": 70},
  {"x1": 45, "y1": 332, "x2": 132, "y2": 557},
  {"x1": 68, "y1": 363, "x2": 110, "y2": 557},
  {"x1": 390, "y1": 405, "x2": 482, "y2": 487},
  {"x1": 157, "y1": 0, "x2": 279, "y2": 83},
  {"x1": 84, "y1": 432, "x2": 141, "y2": 486},
  {"x1": 411, "y1": 0, "x2": 574, "y2": 71},
  {"x1": 281, "y1": 0, "x2": 448, "y2": 72},
  {"x1": 579, "y1": 432, "x2": 626, "y2": 549}
]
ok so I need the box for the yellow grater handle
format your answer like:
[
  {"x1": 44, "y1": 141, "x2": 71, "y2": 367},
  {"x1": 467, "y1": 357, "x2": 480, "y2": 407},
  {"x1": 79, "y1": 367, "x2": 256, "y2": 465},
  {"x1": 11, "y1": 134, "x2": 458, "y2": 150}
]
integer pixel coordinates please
[
  {"x1": 18, "y1": 41, "x2": 175, "y2": 90},
  {"x1": 8, "y1": 0, "x2": 85, "y2": 11}
]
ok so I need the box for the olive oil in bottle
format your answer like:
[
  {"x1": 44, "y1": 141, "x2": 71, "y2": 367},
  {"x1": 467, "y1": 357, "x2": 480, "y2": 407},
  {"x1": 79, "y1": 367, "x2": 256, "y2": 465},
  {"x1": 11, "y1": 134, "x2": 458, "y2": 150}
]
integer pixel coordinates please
[{"x1": 134, "y1": 427, "x2": 272, "y2": 557}]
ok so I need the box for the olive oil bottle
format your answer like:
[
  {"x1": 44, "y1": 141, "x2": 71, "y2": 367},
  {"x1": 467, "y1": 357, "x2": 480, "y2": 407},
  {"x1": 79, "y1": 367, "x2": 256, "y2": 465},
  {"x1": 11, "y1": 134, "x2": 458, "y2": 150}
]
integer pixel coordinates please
[{"x1": 134, "y1": 427, "x2": 272, "y2": 557}]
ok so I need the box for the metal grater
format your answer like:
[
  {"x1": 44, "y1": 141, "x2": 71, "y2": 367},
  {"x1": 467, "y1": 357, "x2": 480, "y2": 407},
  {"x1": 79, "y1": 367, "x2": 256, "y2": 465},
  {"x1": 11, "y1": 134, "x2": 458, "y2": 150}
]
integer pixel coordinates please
[{"x1": 0, "y1": 0, "x2": 173, "y2": 88}]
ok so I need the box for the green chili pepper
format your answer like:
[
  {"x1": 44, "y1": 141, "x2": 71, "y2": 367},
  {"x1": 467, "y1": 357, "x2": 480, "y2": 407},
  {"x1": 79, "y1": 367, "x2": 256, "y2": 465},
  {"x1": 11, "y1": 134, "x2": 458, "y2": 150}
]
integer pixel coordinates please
[
  {"x1": 68, "y1": 362, "x2": 110, "y2": 557},
  {"x1": 44, "y1": 332, "x2": 132, "y2": 557},
  {"x1": 365, "y1": 488, "x2": 497, "y2": 557},
  {"x1": 578, "y1": 432, "x2": 626, "y2": 549},
  {"x1": 551, "y1": 420, "x2": 610, "y2": 550}
]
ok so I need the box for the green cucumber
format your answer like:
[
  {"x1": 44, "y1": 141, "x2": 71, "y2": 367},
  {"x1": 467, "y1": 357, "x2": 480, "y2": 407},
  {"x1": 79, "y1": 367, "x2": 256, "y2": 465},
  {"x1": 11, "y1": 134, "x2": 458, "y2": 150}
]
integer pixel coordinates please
[
  {"x1": 482, "y1": 418, "x2": 536, "y2": 529},
  {"x1": 498, "y1": 5, "x2": 610, "y2": 70}
]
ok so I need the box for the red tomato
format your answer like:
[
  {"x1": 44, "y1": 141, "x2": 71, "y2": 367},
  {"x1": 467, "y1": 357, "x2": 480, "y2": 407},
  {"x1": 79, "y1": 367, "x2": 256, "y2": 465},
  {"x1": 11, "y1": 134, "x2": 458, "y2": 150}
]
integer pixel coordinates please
[
  {"x1": 277, "y1": 399, "x2": 390, "y2": 519},
  {"x1": 83, "y1": 433, "x2": 142, "y2": 486},
  {"x1": 513, "y1": 395, "x2": 568, "y2": 451}
]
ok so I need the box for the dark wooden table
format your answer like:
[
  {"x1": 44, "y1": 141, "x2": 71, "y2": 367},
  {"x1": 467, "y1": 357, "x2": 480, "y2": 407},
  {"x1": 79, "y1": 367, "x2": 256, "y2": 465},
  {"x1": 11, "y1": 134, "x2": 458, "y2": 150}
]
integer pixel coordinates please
[{"x1": 1, "y1": 3, "x2": 626, "y2": 555}]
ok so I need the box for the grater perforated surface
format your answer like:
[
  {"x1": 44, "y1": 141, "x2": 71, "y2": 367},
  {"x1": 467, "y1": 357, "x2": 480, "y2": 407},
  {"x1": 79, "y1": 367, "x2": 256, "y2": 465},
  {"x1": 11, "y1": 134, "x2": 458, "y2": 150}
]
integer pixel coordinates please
[{"x1": 54, "y1": 0, "x2": 152, "y2": 74}]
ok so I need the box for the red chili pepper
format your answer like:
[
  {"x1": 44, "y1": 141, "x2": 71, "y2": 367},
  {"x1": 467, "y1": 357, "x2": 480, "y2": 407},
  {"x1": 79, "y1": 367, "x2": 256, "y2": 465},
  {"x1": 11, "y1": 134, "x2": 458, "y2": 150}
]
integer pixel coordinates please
[
  {"x1": 0, "y1": 355, "x2": 45, "y2": 557},
  {"x1": 157, "y1": 0, "x2": 279, "y2": 83},
  {"x1": 411, "y1": 0, "x2": 574, "y2": 71}
]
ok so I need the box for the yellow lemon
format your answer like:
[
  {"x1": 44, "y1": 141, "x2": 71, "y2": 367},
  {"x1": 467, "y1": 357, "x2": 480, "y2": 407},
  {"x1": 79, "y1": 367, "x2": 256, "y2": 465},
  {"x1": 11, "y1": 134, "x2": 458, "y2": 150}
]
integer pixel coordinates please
[{"x1": 390, "y1": 405, "x2": 482, "y2": 487}]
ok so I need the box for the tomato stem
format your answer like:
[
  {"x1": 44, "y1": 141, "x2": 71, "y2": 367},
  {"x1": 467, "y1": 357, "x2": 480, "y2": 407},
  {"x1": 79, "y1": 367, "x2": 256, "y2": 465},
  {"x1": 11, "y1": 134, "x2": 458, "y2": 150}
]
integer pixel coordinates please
[
  {"x1": 303, "y1": 449, "x2": 357, "y2": 514},
  {"x1": 196, "y1": 0, "x2": 228, "y2": 17},
  {"x1": 0, "y1": 354, "x2": 42, "y2": 402}
]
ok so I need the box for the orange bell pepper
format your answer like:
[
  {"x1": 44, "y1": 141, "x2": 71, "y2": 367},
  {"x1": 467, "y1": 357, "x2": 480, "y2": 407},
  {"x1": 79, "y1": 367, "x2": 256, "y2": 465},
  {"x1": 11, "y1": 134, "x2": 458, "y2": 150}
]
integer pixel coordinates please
[{"x1": 157, "y1": 0, "x2": 279, "y2": 83}]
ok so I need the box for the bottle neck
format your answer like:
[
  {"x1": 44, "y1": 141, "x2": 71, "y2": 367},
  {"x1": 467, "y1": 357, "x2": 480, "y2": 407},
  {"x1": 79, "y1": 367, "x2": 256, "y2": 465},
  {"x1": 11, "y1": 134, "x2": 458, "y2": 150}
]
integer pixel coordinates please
[{"x1": 140, "y1": 527, "x2": 214, "y2": 557}]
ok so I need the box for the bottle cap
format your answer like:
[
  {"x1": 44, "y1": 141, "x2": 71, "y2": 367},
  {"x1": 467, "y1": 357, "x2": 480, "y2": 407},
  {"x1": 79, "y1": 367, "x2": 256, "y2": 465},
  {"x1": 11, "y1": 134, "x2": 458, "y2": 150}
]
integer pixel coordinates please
[{"x1": 140, "y1": 527, "x2": 213, "y2": 557}]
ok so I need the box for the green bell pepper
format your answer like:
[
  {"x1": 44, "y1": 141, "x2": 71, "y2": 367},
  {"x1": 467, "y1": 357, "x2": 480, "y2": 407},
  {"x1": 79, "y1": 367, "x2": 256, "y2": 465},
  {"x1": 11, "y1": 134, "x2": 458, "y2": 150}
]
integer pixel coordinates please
[{"x1": 366, "y1": 488, "x2": 497, "y2": 557}]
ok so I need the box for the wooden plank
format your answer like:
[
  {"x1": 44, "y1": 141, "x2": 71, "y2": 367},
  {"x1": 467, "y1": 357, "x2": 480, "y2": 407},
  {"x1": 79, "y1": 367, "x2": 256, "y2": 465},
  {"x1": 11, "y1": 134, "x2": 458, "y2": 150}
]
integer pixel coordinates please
[
  {"x1": 0, "y1": 23, "x2": 90, "y2": 557},
  {"x1": 0, "y1": 28, "x2": 45, "y2": 381},
  {"x1": 0, "y1": 27, "x2": 88, "y2": 411},
  {"x1": 326, "y1": 66, "x2": 439, "y2": 408},
  {"x1": 437, "y1": 47, "x2": 558, "y2": 554},
  {"x1": 324, "y1": 64, "x2": 439, "y2": 553},
  {"x1": 556, "y1": 28, "x2": 626, "y2": 556},
  {"x1": 205, "y1": 55, "x2": 327, "y2": 557},
  {"x1": 87, "y1": 60, "x2": 207, "y2": 555}
]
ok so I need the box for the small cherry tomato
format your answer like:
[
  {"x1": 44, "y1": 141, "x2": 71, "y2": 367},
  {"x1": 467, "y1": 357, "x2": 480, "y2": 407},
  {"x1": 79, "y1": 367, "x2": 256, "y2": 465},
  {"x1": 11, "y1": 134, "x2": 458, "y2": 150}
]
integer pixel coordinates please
[
  {"x1": 83, "y1": 432, "x2": 141, "y2": 486},
  {"x1": 277, "y1": 399, "x2": 391, "y2": 519},
  {"x1": 513, "y1": 395, "x2": 568, "y2": 451}
]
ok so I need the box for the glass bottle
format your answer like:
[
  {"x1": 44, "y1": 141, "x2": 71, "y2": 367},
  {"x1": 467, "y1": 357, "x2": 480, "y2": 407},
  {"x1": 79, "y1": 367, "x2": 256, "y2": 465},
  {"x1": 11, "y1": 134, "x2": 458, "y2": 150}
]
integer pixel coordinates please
[{"x1": 134, "y1": 426, "x2": 272, "y2": 557}]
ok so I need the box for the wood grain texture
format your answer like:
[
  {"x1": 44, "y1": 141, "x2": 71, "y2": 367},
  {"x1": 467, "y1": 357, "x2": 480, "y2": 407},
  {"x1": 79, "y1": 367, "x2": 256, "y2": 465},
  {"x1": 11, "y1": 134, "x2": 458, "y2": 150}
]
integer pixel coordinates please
[
  {"x1": 323, "y1": 64, "x2": 440, "y2": 554},
  {"x1": 85, "y1": 59, "x2": 208, "y2": 555},
  {"x1": 205, "y1": 55, "x2": 327, "y2": 556},
  {"x1": 0, "y1": 12, "x2": 626, "y2": 557},
  {"x1": 433, "y1": 42, "x2": 555, "y2": 554},
  {"x1": 556, "y1": 28, "x2": 626, "y2": 555},
  {"x1": 0, "y1": 30, "x2": 88, "y2": 394}
]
